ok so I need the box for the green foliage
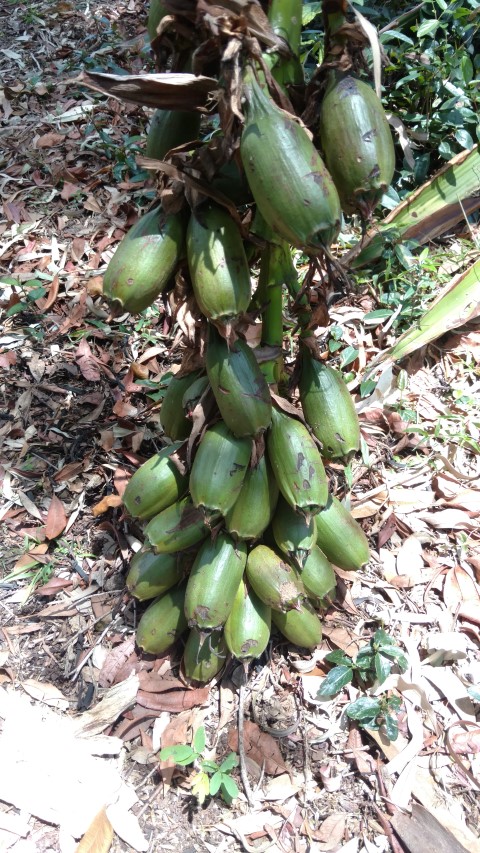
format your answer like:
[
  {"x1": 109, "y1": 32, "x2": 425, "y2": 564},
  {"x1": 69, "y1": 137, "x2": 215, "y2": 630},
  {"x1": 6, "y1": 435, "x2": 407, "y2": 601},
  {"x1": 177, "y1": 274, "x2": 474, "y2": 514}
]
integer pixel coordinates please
[
  {"x1": 159, "y1": 726, "x2": 239, "y2": 805},
  {"x1": 317, "y1": 628, "x2": 407, "y2": 741}
]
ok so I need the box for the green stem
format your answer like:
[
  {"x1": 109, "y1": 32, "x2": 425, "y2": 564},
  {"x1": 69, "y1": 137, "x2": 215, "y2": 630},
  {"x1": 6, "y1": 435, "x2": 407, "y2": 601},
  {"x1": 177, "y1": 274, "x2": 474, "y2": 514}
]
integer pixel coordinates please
[{"x1": 267, "y1": 0, "x2": 304, "y2": 88}]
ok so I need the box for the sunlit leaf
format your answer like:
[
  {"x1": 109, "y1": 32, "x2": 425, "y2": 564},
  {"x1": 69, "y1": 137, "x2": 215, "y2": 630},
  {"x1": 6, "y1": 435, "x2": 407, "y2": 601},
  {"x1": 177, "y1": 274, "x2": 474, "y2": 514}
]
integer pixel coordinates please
[{"x1": 317, "y1": 665, "x2": 353, "y2": 697}]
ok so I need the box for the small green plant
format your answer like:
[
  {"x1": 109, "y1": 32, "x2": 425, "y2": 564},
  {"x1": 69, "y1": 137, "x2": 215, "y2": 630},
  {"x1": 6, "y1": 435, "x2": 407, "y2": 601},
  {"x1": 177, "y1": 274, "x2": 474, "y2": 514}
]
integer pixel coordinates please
[
  {"x1": 159, "y1": 726, "x2": 239, "y2": 805},
  {"x1": 317, "y1": 628, "x2": 408, "y2": 741}
]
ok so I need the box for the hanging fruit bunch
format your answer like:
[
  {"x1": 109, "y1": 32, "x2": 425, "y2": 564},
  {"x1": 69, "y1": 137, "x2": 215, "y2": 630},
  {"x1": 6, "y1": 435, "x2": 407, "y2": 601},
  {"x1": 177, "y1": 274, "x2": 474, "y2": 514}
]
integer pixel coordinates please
[{"x1": 96, "y1": 0, "x2": 394, "y2": 683}]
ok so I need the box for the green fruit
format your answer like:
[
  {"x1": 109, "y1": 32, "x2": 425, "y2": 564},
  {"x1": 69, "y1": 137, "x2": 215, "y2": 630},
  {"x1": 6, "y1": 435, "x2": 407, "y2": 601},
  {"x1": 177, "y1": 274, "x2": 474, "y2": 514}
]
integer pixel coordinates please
[
  {"x1": 315, "y1": 495, "x2": 370, "y2": 571},
  {"x1": 224, "y1": 579, "x2": 271, "y2": 661},
  {"x1": 182, "y1": 375, "x2": 210, "y2": 417},
  {"x1": 183, "y1": 629, "x2": 227, "y2": 683},
  {"x1": 206, "y1": 327, "x2": 272, "y2": 438},
  {"x1": 189, "y1": 421, "x2": 251, "y2": 517},
  {"x1": 145, "y1": 497, "x2": 217, "y2": 554},
  {"x1": 184, "y1": 533, "x2": 247, "y2": 630},
  {"x1": 146, "y1": 109, "x2": 201, "y2": 160},
  {"x1": 103, "y1": 206, "x2": 184, "y2": 315},
  {"x1": 267, "y1": 407, "x2": 328, "y2": 516},
  {"x1": 147, "y1": 0, "x2": 167, "y2": 41},
  {"x1": 271, "y1": 496, "x2": 316, "y2": 567},
  {"x1": 225, "y1": 455, "x2": 278, "y2": 540},
  {"x1": 136, "y1": 582, "x2": 188, "y2": 654},
  {"x1": 299, "y1": 349, "x2": 360, "y2": 461},
  {"x1": 187, "y1": 203, "x2": 251, "y2": 324},
  {"x1": 300, "y1": 545, "x2": 336, "y2": 606},
  {"x1": 126, "y1": 549, "x2": 184, "y2": 601},
  {"x1": 160, "y1": 371, "x2": 201, "y2": 440},
  {"x1": 318, "y1": 72, "x2": 395, "y2": 218},
  {"x1": 240, "y1": 73, "x2": 341, "y2": 252},
  {"x1": 123, "y1": 442, "x2": 188, "y2": 520},
  {"x1": 272, "y1": 600, "x2": 322, "y2": 649},
  {"x1": 246, "y1": 544, "x2": 304, "y2": 612}
]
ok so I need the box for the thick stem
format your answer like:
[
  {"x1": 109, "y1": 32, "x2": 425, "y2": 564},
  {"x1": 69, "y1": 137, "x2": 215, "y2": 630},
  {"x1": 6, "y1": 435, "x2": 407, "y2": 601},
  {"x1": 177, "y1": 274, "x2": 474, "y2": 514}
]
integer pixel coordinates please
[{"x1": 267, "y1": 0, "x2": 304, "y2": 88}]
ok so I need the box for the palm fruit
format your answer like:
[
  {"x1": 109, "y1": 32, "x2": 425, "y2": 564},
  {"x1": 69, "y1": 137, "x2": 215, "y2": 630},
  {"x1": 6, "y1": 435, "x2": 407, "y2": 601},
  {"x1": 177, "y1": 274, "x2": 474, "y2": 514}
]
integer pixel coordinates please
[
  {"x1": 318, "y1": 72, "x2": 395, "y2": 218},
  {"x1": 147, "y1": 0, "x2": 167, "y2": 41},
  {"x1": 225, "y1": 455, "x2": 278, "y2": 541},
  {"x1": 246, "y1": 544, "x2": 305, "y2": 612},
  {"x1": 146, "y1": 109, "x2": 201, "y2": 160},
  {"x1": 267, "y1": 407, "x2": 328, "y2": 516},
  {"x1": 123, "y1": 442, "x2": 188, "y2": 520},
  {"x1": 240, "y1": 72, "x2": 341, "y2": 252},
  {"x1": 224, "y1": 579, "x2": 271, "y2": 661},
  {"x1": 160, "y1": 371, "x2": 201, "y2": 440},
  {"x1": 136, "y1": 582, "x2": 188, "y2": 654},
  {"x1": 126, "y1": 549, "x2": 184, "y2": 601},
  {"x1": 299, "y1": 349, "x2": 360, "y2": 461},
  {"x1": 186, "y1": 203, "x2": 251, "y2": 325},
  {"x1": 182, "y1": 375, "x2": 209, "y2": 417},
  {"x1": 103, "y1": 206, "x2": 184, "y2": 315},
  {"x1": 205, "y1": 327, "x2": 272, "y2": 438},
  {"x1": 271, "y1": 496, "x2": 316, "y2": 568},
  {"x1": 315, "y1": 495, "x2": 370, "y2": 571},
  {"x1": 300, "y1": 545, "x2": 336, "y2": 607},
  {"x1": 189, "y1": 421, "x2": 251, "y2": 517},
  {"x1": 184, "y1": 533, "x2": 247, "y2": 630},
  {"x1": 145, "y1": 497, "x2": 217, "y2": 554},
  {"x1": 272, "y1": 600, "x2": 322, "y2": 649},
  {"x1": 183, "y1": 629, "x2": 227, "y2": 683}
]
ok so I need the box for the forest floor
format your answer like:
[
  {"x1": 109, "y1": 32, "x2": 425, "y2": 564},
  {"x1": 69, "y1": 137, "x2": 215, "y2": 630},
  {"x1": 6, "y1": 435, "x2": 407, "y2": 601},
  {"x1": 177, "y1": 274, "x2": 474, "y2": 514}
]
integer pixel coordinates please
[{"x1": 1, "y1": 1, "x2": 480, "y2": 852}]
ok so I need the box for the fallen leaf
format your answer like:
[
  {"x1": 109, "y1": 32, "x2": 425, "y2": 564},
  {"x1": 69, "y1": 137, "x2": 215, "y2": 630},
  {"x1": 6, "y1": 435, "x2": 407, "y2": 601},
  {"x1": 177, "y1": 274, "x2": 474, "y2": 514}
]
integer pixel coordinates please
[
  {"x1": 113, "y1": 467, "x2": 130, "y2": 498},
  {"x1": 228, "y1": 721, "x2": 287, "y2": 776},
  {"x1": 45, "y1": 494, "x2": 67, "y2": 540},
  {"x1": 313, "y1": 813, "x2": 346, "y2": 847},
  {"x1": 92, "y1": 495, "x2": 123, "y2": 516},
  {"x1": 75, "y1": 807, "x2": 113, "y2": 853},
  {"x1": 76, "y1": 338, "x2": 101, "y2": 381},
  {"x1": 21, "y1": 679, "x2": 69, "y2": 710},
  {"x1": 136, "y1": 687, "x2": 209, "y2": 712},
  {"x1": 36, "y1": 132, "x2": 64, "y2": 148},
  {"x1": 35, "y1": 577, "x2": 74, "y2": 596},
  {"x1": 41, "y1": 274, "x2": 60, "y2": 311}
]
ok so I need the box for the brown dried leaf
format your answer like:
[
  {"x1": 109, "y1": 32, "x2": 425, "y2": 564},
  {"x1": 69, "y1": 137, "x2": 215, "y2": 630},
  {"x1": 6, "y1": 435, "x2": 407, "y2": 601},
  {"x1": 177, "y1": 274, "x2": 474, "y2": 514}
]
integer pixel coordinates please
[
  {"x1": 75, "y1": 808, "x2": 113, "y2": 853},
  {"x1": 79, "y1": 71, "x2": 217, "y2": 111},
  {"x1": 113, "y1": 467, "x2": 130, "y2": 498},
  {"x1": 136, "y1": 687, "x2": 210, "y2": 711},
  {"x1": 228, "y1": 720, "x2": 287, "y2": 776},
  {"x1": 76, "y1": 338, "x2": 101, "y2": 381},
  {"x1": 40, "y1": 274, "x2": 60, "y2": 311},
  {"x1": 45, "y1": 494, "x2": 67, "y2": 540},
  {"x1": 313, "y1": 814, "x2": 346, "y2": 847},
  {"x1": 98, "y1": 638, "x2": 137, "y2": 688},
  {"x1": 36, "y1": 132, "x2": 64, "y2": 148},
  {"x1": 92, "y1": 495, "x2": 123, "y2": 516},
  {"x1": 35, "y1": 577, "x2": 74, "y2": 596}
]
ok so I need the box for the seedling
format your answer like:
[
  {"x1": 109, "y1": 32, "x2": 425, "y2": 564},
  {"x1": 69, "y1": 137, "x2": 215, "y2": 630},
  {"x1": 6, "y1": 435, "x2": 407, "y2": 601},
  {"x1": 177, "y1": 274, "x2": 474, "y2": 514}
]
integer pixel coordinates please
[
  {"x1": 159, "y1": 726, "x2": 239, "y2": 805},
  {"x1": 317, "y1": 628, "x2": 408, "y2": 741}
]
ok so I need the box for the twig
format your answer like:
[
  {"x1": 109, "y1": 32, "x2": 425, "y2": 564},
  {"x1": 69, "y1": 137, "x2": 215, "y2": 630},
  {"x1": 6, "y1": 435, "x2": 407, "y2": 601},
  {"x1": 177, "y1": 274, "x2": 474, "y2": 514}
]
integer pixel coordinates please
[{"x1": 238, "y1": 679, "x2": 256, "y2": 808}]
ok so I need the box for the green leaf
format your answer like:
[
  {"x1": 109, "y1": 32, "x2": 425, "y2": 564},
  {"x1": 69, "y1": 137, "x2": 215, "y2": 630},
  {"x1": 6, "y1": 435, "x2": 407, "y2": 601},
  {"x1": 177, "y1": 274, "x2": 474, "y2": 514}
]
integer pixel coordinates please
[
  {"x1": 220, "y1": 773, "x2": 239, "y2": 800},
  {"x1": 340, "y1": 346, "x2": 359, "y2": 369},
  {"x1": 388, "y1": 696, "x2": 402, "y2": 711},
  {"x1": 209, "y1": 770, "x2": 223, "y2": 796},
  {"x1": 302, "y1": 2, "x2": 321, "y2": 25},
  {"x1": 380, "y1": 647, "x2": 409, "y2": 672},
  {"x1": 363, "y1": 309, "x2": 393, "y2": 324},
  {"x1": 373, "y1": 629, "x2": 396, "y2": 647},
  {"x1": 355, "y1": 647, "x2": 375, "y2": 670},
  {"x1": 191, "y1": 771, "x2": 210, "y2": 804},
  {"x1": 158, "y1": 745, "x2": 196, "y2": 765},
  {"x1": 219, "y1": 753, "x2": 238, "y2": 773},
  {"x1": 384, "y1": 713, "x2": 399, "y2": 741},
  {"x1": 468, "y1": 687, "x2": 480, "y2": 702},
  {"x1": 375, "y1": 652, "x2": 392, "y2": 685},
  {"x1": 455, "y1": 128, "x2": 475, "y2": 150},
  {"x1": 193, "y1": 726, "x2": 206, "y2": 755},
  {"x1": 346, "y1": 697, "x2": 381, "y2": 722},
  {"x1": 317, "y1": 666, "x2": 353, "y2": 697},
  {"x1": 6, "y1": 302, "x2": 27, "y2": 316},
  {"x1": 325, "y1": 650, "x2": 352, "y2": 666},
  {"x1": 416, "y1": 19, "x2": 441, "y2": 38},
  {"x1": 201, "y1": 760, "x2": 219, "y2": 774}
]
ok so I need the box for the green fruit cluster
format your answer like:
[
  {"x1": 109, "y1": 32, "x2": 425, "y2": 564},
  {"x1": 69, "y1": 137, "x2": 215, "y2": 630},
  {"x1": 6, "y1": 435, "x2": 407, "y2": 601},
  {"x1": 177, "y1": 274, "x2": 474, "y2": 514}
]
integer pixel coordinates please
[{"x1": 100, "y1": 0, "x2": 397, "y2": 682}]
